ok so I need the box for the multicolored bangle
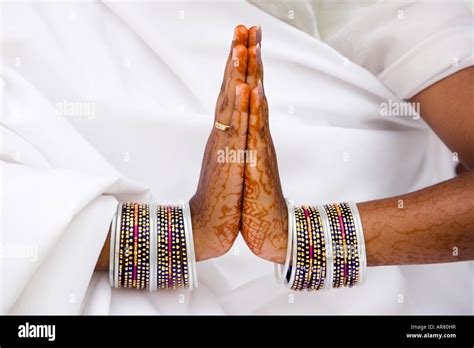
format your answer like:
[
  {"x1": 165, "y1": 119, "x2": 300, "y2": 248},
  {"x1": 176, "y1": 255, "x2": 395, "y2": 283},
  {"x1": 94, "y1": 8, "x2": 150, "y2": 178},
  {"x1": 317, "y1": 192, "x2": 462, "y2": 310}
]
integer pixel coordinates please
[
  {"x1": 307, "y1": 205, "x2": 326, "y2": 290},
  {"x1": 109, "y1": 202, "x2": 197, "y2": 291},
  {"x1": 276, "y1": 201, "x2": 367, "y2": 291}
]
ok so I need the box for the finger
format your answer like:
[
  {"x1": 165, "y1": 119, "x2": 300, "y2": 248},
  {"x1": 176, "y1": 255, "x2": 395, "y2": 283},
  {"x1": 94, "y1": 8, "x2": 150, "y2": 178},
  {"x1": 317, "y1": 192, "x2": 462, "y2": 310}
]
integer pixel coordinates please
[
  {"x1": 216, "y1": 25, "x2": 248, "y2": 109},
  {"x1": 246, "y1": 25, "x2": 263, "y2": 88},
  {"x1": 248, "y1": 25, "x2": 262, "y2": 48},
  {"x1": 242, "y1": 81, "x2": 268, "y2": 255},
  {"x1": 246, "y1": 43, "x2": 263, "y2": 89},
  {"x1": 224, "y1": 81, "x2": 249, "y2": 225},
  {"x1": 227, "y1": 81, "x2": 250, "y2": 144},
  {"x1": 248, "y1": 80, "x2": 266, "y2": 148},
  {"x1": 215, "y1": 44, "x2": 248, "y2": 127},
  {"x1": 247, "y1": 80, "x2": 284, "y2": 205},
  {"x1": 224, "y1": 25, "x2": 248, "y2": 81}
]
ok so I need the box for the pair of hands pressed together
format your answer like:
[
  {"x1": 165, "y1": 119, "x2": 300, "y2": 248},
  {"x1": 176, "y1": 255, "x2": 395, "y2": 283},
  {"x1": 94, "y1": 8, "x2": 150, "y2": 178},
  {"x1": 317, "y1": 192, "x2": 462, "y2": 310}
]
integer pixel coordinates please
[
  {"x1": 190, "y1": 25, "x2": 288, "y2": 264},
  {"x1": 95, "y1": 25, "x2": 288, "y2": 271}
]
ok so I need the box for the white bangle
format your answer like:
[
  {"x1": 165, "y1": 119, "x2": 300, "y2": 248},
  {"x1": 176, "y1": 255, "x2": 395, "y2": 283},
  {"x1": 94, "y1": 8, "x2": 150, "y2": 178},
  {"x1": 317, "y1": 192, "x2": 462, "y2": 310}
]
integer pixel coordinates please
[
  {"x1": 286, "y1": 201, "x2": 298, "y2": 289},
  {"x1": 180, "y1": 201, "x2": 193, "y2": 290},
  {"x1": 113, "y1": 203, "x2": 123, "y2": 289},
  {"x1": 348, "y1": 202, "x2": 367, "y2": 286},
  {"x1": 109, "y1": 203, "x2": 119, "y2": 287},
  {"x1": 183, "y1": 201, "x2": 198, "y2": 289},
  {"x1": 274, "y1": 199, "x2": 294, "y2": 283},
  {"x1": 318, "y1": 204, "x2": 333, "y2": 291}
]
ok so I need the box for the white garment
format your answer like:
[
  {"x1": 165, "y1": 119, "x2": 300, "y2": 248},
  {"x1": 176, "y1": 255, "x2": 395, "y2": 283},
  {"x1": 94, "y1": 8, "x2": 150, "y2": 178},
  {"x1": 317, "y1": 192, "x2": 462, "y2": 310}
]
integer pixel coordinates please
[
  {"x1": 251, "y1": 0, "x2": 474, "y2": 98},
  {"x1": 0, "y1": 0, "x2": 472, "y2": 314}
]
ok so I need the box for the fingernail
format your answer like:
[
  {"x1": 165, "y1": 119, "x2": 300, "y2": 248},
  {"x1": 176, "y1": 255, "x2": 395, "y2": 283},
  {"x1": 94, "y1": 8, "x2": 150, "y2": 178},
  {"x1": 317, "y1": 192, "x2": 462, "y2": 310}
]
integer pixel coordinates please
[
  {"x1": 256, "y1": 25, "x2": 262, "y2": 43},
  {"x1": 257, "y1": 80, "x2": 263, "y2": 95},
  {"x1": 256, "y1": 43, "x2": 261, "y2": 59}
]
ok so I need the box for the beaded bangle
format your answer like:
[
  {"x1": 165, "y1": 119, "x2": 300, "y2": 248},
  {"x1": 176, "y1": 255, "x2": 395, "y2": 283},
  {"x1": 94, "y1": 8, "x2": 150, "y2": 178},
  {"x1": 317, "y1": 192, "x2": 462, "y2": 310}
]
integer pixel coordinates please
[
  {"x1": 292, "y1": 207, "x2": 306, "y2": 291},
  {"x1": 324, "y1": 203, "x2": 345, "y2": 288},
  {"x1": 166, "y1": 206, "x2": 173, "y2": 287},
  {"x1": 109, "y1": 201, "x2": 197, "y2": 291},
  {"x1": 338, "y1": 203, "x2": 358, "y2": 287},
  {"x1": 333, "y1": 203, "x2": 348, "y2": 286},
  {"x1": 138, "y1": 204, "x2": 150, "y2": 289},
  {"x1": 171, "y1": 206, "x2": 182, "y2": 288},
  {"x1": 149, "y1": 203, "x2": 157, "y2": 291},
  {"x1": 157, "y1": 205, "x2": 169, "y2": 289},
  {"x1": 277, "y1": 201, "x2": 366, "y2": 292},
  {"x1": 170, "y1": 207, "x2": 178, "y2": 288},
  {"x1": 307, "y1": 206, "x2": 325, "y2": 290},
  {"x1": 124, "y1": 203, "x2": 134, "y2": 288},
  {"x1": 132, "y1": 204, "x2": 139, "y2": 288},
  {"x1": 176, "y1": 205, "x2": 189, "y2": 289},
  {"x1": 126, "y1": 203, "x2": 136, "y2": 288},
  {"x1": 301, "y1": 207, "x2": 313, "y2": 289}
]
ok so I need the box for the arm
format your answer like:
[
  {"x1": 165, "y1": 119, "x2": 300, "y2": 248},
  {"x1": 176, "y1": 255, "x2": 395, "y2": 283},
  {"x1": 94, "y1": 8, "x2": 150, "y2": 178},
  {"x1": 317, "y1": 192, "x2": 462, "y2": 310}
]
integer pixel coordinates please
[
  {"x1": 241, "y1": 31, "x2": 474, "y2": 266},
  {"x1": 359, "y1": 171, "x2": 474, "y2": 266},
  {"x1": 96, "y1": 171, "x2": 474, "y2": 269},
  {"x1": 409, "y1": 67, "x2": 473, "y2": 170},
  {"x1": 361, "y1": 67, "x2": 474, "y2": 266}
]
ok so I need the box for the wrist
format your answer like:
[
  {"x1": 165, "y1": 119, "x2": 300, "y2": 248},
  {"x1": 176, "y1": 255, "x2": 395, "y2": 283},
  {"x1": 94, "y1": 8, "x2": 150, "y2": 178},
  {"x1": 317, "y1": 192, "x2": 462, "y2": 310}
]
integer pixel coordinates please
[{"x1": 95, "y1": 227, "x2": 111, "y2": 271}]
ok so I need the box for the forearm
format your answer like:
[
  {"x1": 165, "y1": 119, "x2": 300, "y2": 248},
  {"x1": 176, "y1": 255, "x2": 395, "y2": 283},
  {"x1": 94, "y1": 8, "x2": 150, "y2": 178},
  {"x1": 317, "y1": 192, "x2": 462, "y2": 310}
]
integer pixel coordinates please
[
  {"x1": 359, "y1": 171, "x2": 474, "y2": 266},
  {"x1": 261, "y1": 172, "x2": 474, "y2": 266}
]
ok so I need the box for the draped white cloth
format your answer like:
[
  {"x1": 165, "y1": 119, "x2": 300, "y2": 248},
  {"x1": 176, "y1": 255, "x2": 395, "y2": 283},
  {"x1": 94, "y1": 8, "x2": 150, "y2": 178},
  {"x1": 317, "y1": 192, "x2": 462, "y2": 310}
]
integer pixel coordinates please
[
  {"x1": 1, "y1": 0, "x2": 472, "y2": 314},
  {"x1": 251, "y1": 0, "x2": 474, "y2": 99}
]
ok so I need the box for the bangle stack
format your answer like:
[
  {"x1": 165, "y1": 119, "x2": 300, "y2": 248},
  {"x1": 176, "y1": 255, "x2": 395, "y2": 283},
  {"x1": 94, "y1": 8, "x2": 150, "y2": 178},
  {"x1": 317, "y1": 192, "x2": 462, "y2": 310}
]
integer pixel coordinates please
[
  {"x1": 276, "y1": 201, "x2": 366, "y2": 291},
  {"x1": 109, "y1": 202, "x2": 198, "y2": 290}
]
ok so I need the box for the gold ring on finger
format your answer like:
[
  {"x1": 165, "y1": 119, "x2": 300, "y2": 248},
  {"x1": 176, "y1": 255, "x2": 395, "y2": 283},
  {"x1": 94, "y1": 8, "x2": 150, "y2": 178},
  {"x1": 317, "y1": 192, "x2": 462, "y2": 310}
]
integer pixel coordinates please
[{"x1": 214, "y1": 121, "x2": 230, "y2": 131}]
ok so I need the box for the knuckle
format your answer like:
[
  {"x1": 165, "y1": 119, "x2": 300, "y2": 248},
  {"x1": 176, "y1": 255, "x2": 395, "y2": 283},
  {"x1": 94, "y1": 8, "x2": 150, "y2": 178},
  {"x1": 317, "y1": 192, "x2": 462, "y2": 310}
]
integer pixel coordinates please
[
  {"x1": 234, "y1": 44, "x2": 247, "y2": 55},
  {"x1": 227, "y1": 124, "x2": 238, "y2": 138}
]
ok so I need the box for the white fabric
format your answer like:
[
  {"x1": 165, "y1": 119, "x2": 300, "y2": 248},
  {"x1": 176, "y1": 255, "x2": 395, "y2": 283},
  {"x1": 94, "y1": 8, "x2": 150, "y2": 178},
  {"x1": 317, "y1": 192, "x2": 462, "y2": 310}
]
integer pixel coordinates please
[
  {"x1": 251, "y1": 0, "x2": 474, "y2": 99},
  {"x1": 317, "y1": 0, "x2": 474, "y2": 98},
  {"x1": 1, "y1": 0, "x2": 472, "y2": 315}
]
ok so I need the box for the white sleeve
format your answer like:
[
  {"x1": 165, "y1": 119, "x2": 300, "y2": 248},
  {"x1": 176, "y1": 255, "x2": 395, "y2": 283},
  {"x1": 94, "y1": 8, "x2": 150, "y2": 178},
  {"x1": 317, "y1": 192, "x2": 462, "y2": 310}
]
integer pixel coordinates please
[{"x1": 315, "y1": 0, "x2": 473, "y2": 99}]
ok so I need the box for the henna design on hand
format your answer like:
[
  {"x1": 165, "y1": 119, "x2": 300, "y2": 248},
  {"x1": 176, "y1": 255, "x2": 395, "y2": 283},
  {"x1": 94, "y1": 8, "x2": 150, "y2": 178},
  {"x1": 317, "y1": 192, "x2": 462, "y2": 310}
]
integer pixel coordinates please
[
  {"x1": 241, "y1": 27, "x2": 289, "y2": 263},
  {"x1": 190, "y1": 26, "x2": 251, "y2": 261}
]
